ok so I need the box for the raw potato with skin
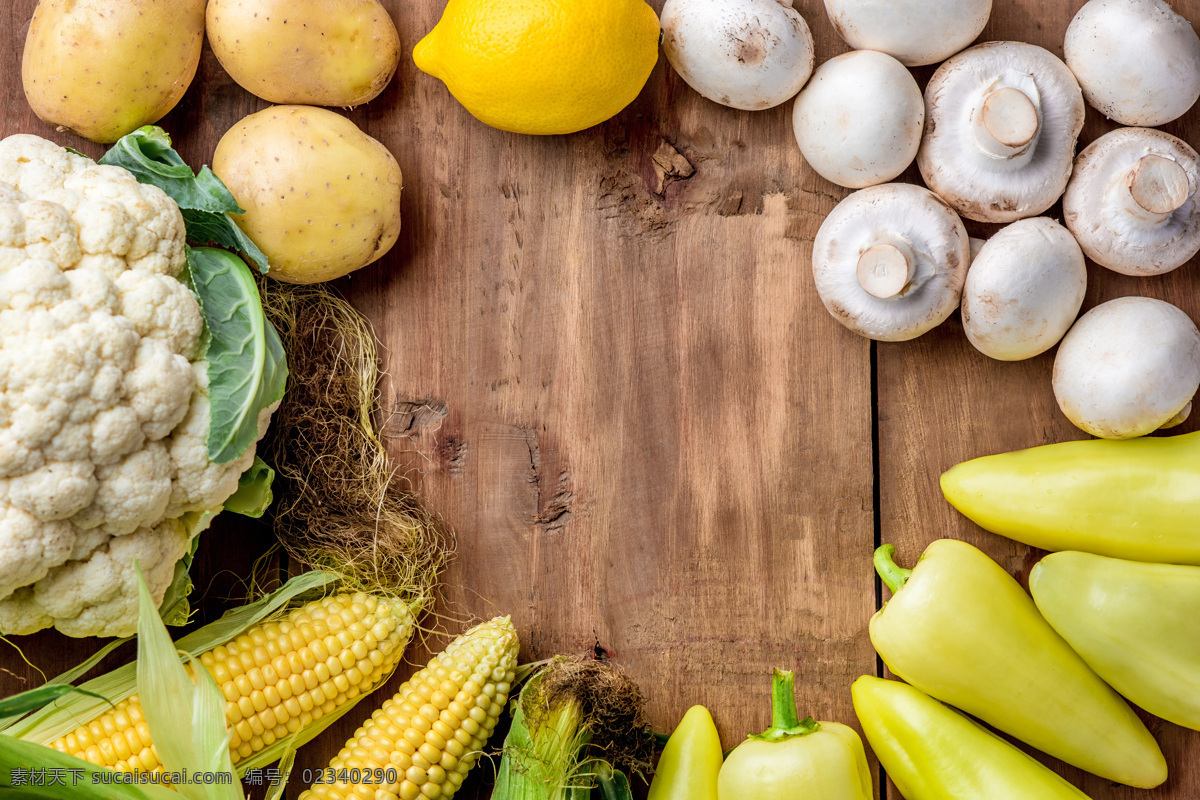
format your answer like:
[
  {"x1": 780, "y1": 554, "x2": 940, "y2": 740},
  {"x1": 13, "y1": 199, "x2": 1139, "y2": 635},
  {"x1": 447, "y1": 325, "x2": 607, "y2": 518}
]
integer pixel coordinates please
[
  {"x1": 214, "y1": 106, "x2": 403, "y2": 284},
  {"x1": 22, "y1": 0, "x2": 206, "y2": 144},
  {"x1": 0, "y1": 135, "x2": 275, "y2": 637},
  {"x1": 207, "y1": 0, "x2": 402, "y2": 107}
]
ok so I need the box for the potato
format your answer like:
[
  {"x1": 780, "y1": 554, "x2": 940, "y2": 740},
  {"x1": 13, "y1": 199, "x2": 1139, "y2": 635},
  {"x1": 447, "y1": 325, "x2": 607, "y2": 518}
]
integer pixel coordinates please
[
  {"x1": 207, "y1": 0, "x2": 401, "y2": 107},
  {"x1": 21, "y1": 0, "x2": 205, "y2": 143},
  {"x1": 213, "y1": 106, "x2": 403, "y2": 284}
]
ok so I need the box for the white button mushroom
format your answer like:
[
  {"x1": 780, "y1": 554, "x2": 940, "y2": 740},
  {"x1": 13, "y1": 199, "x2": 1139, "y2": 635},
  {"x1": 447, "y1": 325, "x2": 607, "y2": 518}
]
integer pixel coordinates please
[
  {"x1": 961, "y1": 218, "x2": 1087, "y2": 361},
  {"x1": 1063, "y1": 127, "x2": 1200, "y2": 276},
  {"x1": 661, "y1": 0, "x2": 815, "y2": 111},
  {"x1": 969, "y1": 237, "x2": 986, "y2": 262},
  {"x1": 812, "y1": 183, "x2": 971, "y2": 341},
  {"x1": 1053, "y1": 297, "x2": 1200, "y2": 439},
  {"x1": 792, "y1": 50, "x2": 924, "y2": 189},
  {"x1": 824, "y1": 0, "x2": 992, "y2": 66},
  {"x1": 1065, "y1": 0, "x2": 1200, "y2": 127},
  {"x1": 918, "y1": 42, "x2": 1085, "y2": 223}
]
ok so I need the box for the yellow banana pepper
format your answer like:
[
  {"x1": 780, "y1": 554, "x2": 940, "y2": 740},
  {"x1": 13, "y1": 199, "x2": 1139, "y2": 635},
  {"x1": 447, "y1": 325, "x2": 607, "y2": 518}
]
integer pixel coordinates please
[
  {"x1": 648, "y1": 706, "x2": 722, "y2": 800},
  {"x1": 941, "y1": 431, "x2": 1200, "y2": 563},
  {"x1": 853, "y1": 677, "x2": 1093, "y2": 800},
  {"x1": 716, "y1": 669, "x2": 871, "y2": 800},
  {"x1": 1031, "y1": 551, "x2": 1200, "y2": 731},
  {"x1": 871, "y1": 539, "x2": 1166, "y2": 788}
]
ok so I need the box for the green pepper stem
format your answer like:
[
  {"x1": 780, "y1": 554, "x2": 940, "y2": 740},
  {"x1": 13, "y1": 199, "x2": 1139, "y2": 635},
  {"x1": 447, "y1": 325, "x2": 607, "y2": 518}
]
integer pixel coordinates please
[
  {"x1": 770, "y1": 668, "x2": 801, "y2": 730},
  {"x1": 747, "y1": 669, "x2": 820, "y2": 742},
  {"x1": 874, "y1": 544, "x2": 912, "y2": 594}
]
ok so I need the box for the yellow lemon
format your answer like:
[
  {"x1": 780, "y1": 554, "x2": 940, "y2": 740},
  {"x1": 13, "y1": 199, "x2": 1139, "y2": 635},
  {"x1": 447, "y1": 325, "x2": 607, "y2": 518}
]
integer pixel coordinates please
[{"x1": 414, "y1": 0, "x2": 660, "y2": 135}]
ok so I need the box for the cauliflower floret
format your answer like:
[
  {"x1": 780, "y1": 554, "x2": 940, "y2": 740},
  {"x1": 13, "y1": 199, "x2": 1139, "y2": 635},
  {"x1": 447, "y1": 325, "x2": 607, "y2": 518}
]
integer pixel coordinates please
[
  {"x1": 0, "y1": 588, "x2": 51, "y2": 636},
  {"x1": 0, "y1": 136, "x2": 79, "y2": 199},
  {"x1": 0, "y1": 135, "x2": 271, "y2": 637},
  {"x1": 0, "y1": 520, "x2": 187, "y2": 638},
  {"x1": 0, "y1": 506, "x2": 74, "y2": 598},
  {"x1": 123, "y1": 338, "x2": 196, "y2": 440},
  {"x1": 35, "y1": 520, "x2": 188, "y2": 638},
  {"x1": 5, "y1": 460, "x2": 98, "y2": 520},
  {"x1": 116, "y1": 270, "x2": 203, "y2": 355}
]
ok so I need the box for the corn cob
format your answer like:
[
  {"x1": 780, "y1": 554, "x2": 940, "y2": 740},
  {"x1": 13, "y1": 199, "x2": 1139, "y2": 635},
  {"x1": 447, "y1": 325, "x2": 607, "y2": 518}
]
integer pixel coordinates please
[
  {"x1": 50, "y1": 592, "x2": 414, "y2": 773},
  {"x1": 300, "y1": 616, "x2": 519, "y2": 800}
]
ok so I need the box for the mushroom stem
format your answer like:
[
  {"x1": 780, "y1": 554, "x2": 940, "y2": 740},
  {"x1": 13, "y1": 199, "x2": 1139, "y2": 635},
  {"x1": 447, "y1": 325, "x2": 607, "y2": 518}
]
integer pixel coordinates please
[
  {"x1": 1160, "y1": 400, "x2": 1193, "y2": 429},
  {"x1": 974, "y1": 86, "x2": 1041, "y2": 159},
  {"x1": 1121, "y1": 154, "x2": 1191, "y2": 223},
  {"x1": 857, "y1": 242, "x2": 915, "y2": 299}
]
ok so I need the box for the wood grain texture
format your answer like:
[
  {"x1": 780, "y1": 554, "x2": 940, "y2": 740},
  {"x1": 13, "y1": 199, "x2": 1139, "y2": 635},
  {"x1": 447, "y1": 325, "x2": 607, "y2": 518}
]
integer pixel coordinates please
[
  {"x1": 334, "y1": 0, "x2": 878, "y2": 793},
  {"x1": 0, "y1": 0, "x2": 1198, "y2": 798}
]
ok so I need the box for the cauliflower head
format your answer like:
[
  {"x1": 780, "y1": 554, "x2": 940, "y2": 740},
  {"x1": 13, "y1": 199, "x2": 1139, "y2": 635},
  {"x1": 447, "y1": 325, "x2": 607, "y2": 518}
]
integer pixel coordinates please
[{"x1": 0, "y1": 135, "x2": 271, "y2": 637}]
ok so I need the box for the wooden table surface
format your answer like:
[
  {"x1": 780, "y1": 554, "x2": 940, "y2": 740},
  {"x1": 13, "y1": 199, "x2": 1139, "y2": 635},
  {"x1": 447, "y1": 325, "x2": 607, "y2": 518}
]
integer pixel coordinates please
[{"x1": 3, "y1": 0, "x2": 1200, "y2": 797}]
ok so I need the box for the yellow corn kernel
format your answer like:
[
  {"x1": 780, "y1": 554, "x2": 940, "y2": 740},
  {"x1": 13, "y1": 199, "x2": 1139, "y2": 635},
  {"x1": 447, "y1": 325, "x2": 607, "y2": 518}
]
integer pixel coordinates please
[
  {"x1": 299, "y1": 617, "x2": 519, "y2": 800},
  {"x1": 46, "y1": 594, "x2": 414, "y2": 775}
]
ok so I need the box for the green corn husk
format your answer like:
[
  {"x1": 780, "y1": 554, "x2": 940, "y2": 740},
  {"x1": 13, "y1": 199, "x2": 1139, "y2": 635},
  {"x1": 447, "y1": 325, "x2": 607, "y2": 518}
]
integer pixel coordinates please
[
  {"x1": 0, "y1": 737, "x2": 181, "y2": 800},
  {"x1": 494, "y1": 685, "x2": 590, "y2": 800},
  {"x1": 0, "y1": 567, "x2": 246, "y2": 800},
  {"x1": 491, "y1": 657, "x2": 653, "y2": 800},
  {"x1": 0, "y1": 570, "x2": 362, "y2": 776},
  {"x1": 134, "y1": 563, "x2": 240, "y2": 800}
]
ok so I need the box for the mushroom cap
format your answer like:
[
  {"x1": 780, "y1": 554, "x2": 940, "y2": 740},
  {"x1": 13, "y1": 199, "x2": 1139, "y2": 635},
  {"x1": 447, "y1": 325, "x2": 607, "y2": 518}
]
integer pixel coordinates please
[
  {"x1": 961, "y1": 217, "x2": 1087, "y2": 361},
  {"x1": 1065, "y1": 0, "x2": 1200, "y2": 127},
  {"x1": 812, "y1": 183, "x2": 970, "y2": 341},
  {"x1": 1053, "y1": 297, "x2": 1200, "y2": 439},
  {"x1": 661, "y1": 0, "x2": 815, "y2": 111},
  {"x1": 918, "y1": 42, "x2": 1085, "y2": 223},
  {"x1": 1063, "y1": 127, "x2": 1200, "y2": 276},
  {"x1": 824, "y1": 0, "x2": 992, "y2": 66},
  {"x1": 792, "y1": 50, "x2": 924, "y2": 189}
]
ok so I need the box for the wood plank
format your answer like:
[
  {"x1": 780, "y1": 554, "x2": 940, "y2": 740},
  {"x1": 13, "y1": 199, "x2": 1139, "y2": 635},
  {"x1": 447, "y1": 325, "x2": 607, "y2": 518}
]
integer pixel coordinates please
[
  {"x1": 331, "y1": 0, "x2": 880, "y2": 794},
  {"x1": 4, "y1": 0, "x2": 1197, "y2": 799},
  {"x1": 878, "y1": 2, "x2": 1200, "y2": 797},
  {"x1": 1, "y1": 0, "x2": 879, "y2": 796}
]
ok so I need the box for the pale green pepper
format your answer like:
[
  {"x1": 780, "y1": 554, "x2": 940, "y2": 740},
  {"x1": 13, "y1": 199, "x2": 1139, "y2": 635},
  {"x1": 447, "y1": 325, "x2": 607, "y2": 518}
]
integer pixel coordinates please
[
  {"x1": 941, "y1": 431, "x2": 1200, "y2": 563},
  {"x1": 716, "y1": 669, "x2": 871, "y2": 800},
  {"x1": 648, "y1": 706, "x2": 721, "y2": 800},
  {"x1": 872, "y1": 539, "x2": 1165, "y2": 788},
  {"x1": 853, "y1": 676, "x2": 1093, "y2": 800},
  {"x1": 1031, "y1": 551, "x2": 1200, "y2": 731}
]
